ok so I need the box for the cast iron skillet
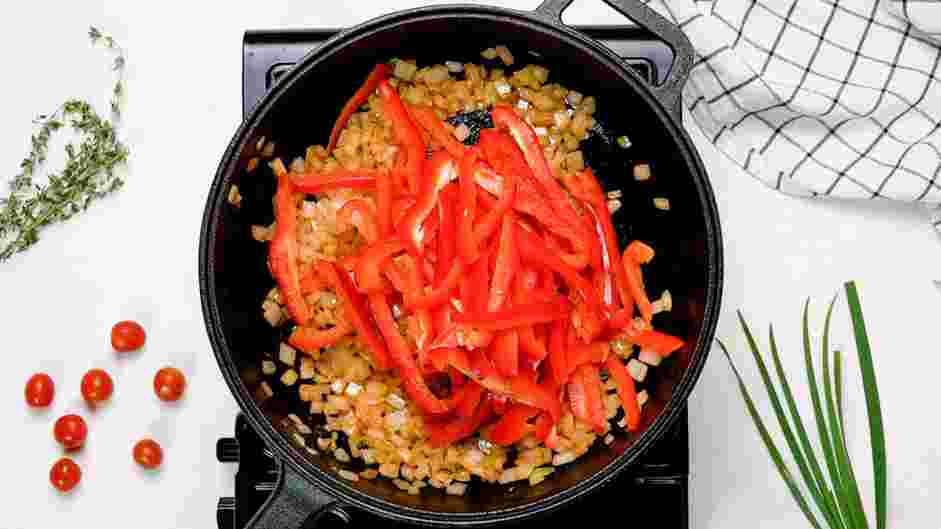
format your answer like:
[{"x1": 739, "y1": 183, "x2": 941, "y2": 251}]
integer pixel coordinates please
[{"x1": 199, "y1": 0, "x2": 723, "y2": 527}]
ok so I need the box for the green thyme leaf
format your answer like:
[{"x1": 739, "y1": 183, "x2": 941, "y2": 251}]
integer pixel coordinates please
[{"x1": 0, "y1": 28, "x2": 128, "y2": 262}]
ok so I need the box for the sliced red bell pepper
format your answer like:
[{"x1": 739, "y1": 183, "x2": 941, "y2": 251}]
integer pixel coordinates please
[
  {"x1": 584, "y1": 197, "x2": 633, "y2": 312},
  {"x1": 518, "y1": 325, "x2": 549, "y2": 364},
  {"x1": 448, "y1": 348, "x2": 560, "y2": 421},
  {"x1": 487, "y1": 403, "x2": 540, "y2": 446},
  {"x1": 548, "y1": 320, "x2": 568, "y2": 388},
  {"x1": 455, "y1": 380, "x2": 483, "y2": 419},
  {"x1": 435, "y1": 185, "x2": 458, "y2": 285},
  {"x1": 327, "y1": 63, "x2": 390, "y2": 153},
  {"x1": 426, "y1": 397, "x2": 493, "y2": 448},
  {"x1": 516, "y1": 224, "x2": 605, "y2": 342},
  {"x1": 367, "y1": 292, "x2": 453, "y2": 415},
  {"x1": 623, "y1": 241, "x2": 655, "y2": 322},
  {"x1": 566, "y1": 341, "x2": 610, "y2": 377},
  {"x1": 397, "y1": 150, "x2": 456, "y2": 254},
  {"x1": 533, "y1": 412, "x2": 556, "y2": 445},
  {"x1": 406, "y1": 261, "x2": 465, "y2": 311},
  {"x1": 407, "y1": 104, "x2": 466, "y2": 159},
  {"x1": 315, "y1": 261, "x2": 389, "y2": 369},
  {"x1": 336, "y1": 198, "x2": 380, "y2": 245},
  {"x1": 490, "y1": 106, "x2": 591, "y2": 269},
  {"x1": 401, "y1": 255, "x2": 435, "y2": 352},
  {"x1": 457, "y1": 148, "x2": 480, "y2": 263},
  {"x1": 487, "y1": 212, "x2": 519, "y2": 312},
  {"x1": 449, "y1": 366, "x2": 467, "y2": 388},
  {"x1": 489, "y1": 329, "x2": 520, "y2": 378},
  {"x1": 291, "y1": 168, "x2": 381, "y2": 194},
  {"x1": 269, "y1": 160, "x2": 311, "y2": 325},
  {"x1": 354, "y1": 239, "x2": 405, "y2": 293},
  {"x1": 490, "y1": 393, "x2": 509, "y2": 416},
  {"x1": 378, "y1": 79, "x2": 425, "y2": 194},
  {"x1": 299, "y1": 266, "x2": 323, "y2": 296},
  {"x1": 288, "y1": 318, "x2": 354, "y2": 354},
  {"x1": 460, "y1": 244, "x2": 492, "y2": 314},
  {"x1": 605, "y1": 355, "x2": 641, "y2": 431},
  {"x1": 624, "y1": 328, "x2": 684, "y2": 357},
  {"x1": 471, "y1": 173, "x2": 516, "y2": 249},
  {"x1": 454, "y1": 297, "x2": 571, "y2": 332},
  {"x1": 568, "y1": 364, "x2": 607, "y2": 433},
  {"x1": 376, "y1": 169, "x2": 394, "y2": 237}
]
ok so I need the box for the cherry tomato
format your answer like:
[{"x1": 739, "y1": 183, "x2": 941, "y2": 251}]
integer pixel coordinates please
[
  {"x1": 81, "y1": 369, "x2": 114, "y2": 405},
  {"x1": 133, "y1": 439, "x2": 163, "y2": 469},
  {"x1": 111, "y1": 320, "x2": 146, "y2": 353},
  {"x1": 153, "y1": 367, "x2": 186, "y2": 402},
  {"x1": 25, "y1": 373, "x2": 55, "y2": 408},
  {"x1": 53, "y1": 414, "x2": 88, "y2": 450},
  {"x1": 50, "y1": 458, "x2": 81, "y2": 492}
]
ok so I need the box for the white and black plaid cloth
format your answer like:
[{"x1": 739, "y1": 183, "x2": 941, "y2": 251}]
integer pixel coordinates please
[{"x1": 641, "y1": 0, "x2": 941, "y2": 234}]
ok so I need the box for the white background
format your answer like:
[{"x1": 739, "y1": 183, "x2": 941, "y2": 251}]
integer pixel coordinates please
[{"x1": 2, "y1": 1, "x2": 939, "y2": 528}]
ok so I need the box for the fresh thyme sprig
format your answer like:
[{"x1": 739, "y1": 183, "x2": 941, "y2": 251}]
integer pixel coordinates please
[
  {"x1": 718, "y1": 281, "x2": 886, "y2": 529},
  {"x1": 0, "y1": 27, "x2": 128, "y2": 262}
]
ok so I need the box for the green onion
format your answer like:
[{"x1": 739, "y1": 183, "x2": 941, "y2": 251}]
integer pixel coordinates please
[{"x1": 718, "y1": 281, "x2": 886, "y2": 529}]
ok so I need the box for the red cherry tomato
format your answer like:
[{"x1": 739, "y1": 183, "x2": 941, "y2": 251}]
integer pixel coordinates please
[
  {"x1": 111, "y1": 320, "x2": 146, "y2": 353},
  {"x1": 133, "y1": 439, "x2": 163, "y2": 469},
  {"x1": 81, "y1": 369, "x2": 114, "y2": 405},
  {"x1": 25, "y1": 373, "x2": 55, "y2": 408},
  {"x1": 53, "y1": 414, "x2": 88, "y2": 450},
  {"x1": 153, "y1": 367, "x2": 186, "y2": 402},
  {"x1": 50, "y1": 458, "x2": 82, "y2": 492}
]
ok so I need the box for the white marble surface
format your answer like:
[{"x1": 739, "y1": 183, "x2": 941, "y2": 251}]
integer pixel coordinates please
[{"x1": 2, "y1": 1, "x2": 939, "y2": 528}]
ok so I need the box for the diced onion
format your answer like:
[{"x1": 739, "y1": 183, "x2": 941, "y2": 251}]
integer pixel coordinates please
[
  {"x1": 604, "y1": 434, "x2": 615, "y2": 445},
  {"x1": 638, "y1": 349, "x2": 662, "y2": 366},
  {"x1": 552, "y1": 452, "x2": 577, "y2": 466},
  {"x1": 653, "y1": 197, "x2": 671, "y2": 211},
  {"x1": 262, "y1": 360, "x2": 276, "y2": 375},
  {"x1": 334, "y1": 448, "x2": 351, "y2": 463},
  {"x1": 446, "y1": 483, "x2": 468, "y2": 495},
  {"x1": 331, "y1": 379, "x2": 346, "y2": 394},
  {"x1": 637, "y1": 390, "x2": 650, "y2": 408},
  {"x1": 495, "y1": 83, "x2": 512, "y2": 96},
  {"x1": 617, "y1": 135, "x2": 632, "y2": 149},
  {"x1": 281, "y1": 369, "x2": 298, "y2": 387},
  {"x1": 300, "y1": 357, "x2": 315, "y2": 379},
  {"x1": 345, "y1": 382, "x2": 363, "y2": 397},
  {"x1": 386, "y1": 393, "x2": 407, "y2": 410},
  {"x1": 445, "y1": 61, "x2": 464, "y2": 73},
  {"x1": 633, "y1": 163, "x2": 651, "y2": 181},
  {"x1": 528, "y1": 466, "x2": 554, "y2": 486},
  {"x1": 516, "y1": 99, "x2": 530, "y2": 111},
  {"x1": 339, "y1": 470, "x2": 359, "y2": 482},
  {"x1": 279, "y1": 343, "x2": 297, "y2": 365},
  {"x1": 627, "y1": 359, "x2": 648, "y2": 382}
]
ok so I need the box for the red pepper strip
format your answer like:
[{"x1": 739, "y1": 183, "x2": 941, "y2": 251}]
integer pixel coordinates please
[
  {"x1": 518, "y1": 325, "x2": 549, "y2": 364},
  {"x1": 336, "y1": 198, "x2": 379, "y2": 245},
  {"x1": 516, "y1": 225, "x2": 605, "y2": 342},
  {"x1": 315, "y1": 261, "x2": 389, "y2": 369},
  {"x1": 327, "y1": 63, "x2": 389, "y2": 153},
  {"x1": 427, "y1": 397, "x2": 493, "y2": 448},
  {"x1": 624, "y1": 328, "x2": 684, "y2": 357},
  {"x1": 490, "y1": 393, "x2": 509, "y2": 416},
  {"x1": 487, "y1": 212, "x2": 519, "y2": 312},
  {"x1": 367, "y1": 292, "x2": 453, "y2": 414},
  {"x1": 566, "y1": 341, "x2": 610, "y2": 378},
  {"x1": 407, "y1": 104, "x2": 466, "y2": 159},
  {"x1": 625, "y1": 240, "x2": 655, "y2": 264},
  {"x1": 454, "y1": 297, "x2": 571, "y2": 332},
  {"x1": 448, "y1": 348, "x2": 561, "y2": 421},
  {"x1": 406, "y1": 261, "x2": 465, "y2": 311},
  {"x1": 288, "y1": 318, "x2": 354, "y2": 354},
  {"x1": 569, "y1": 364, "x2": 607, "y2": 433},
  {"x1": 490, "y1": 106, "x2": 591, "y2": 269},
  {"x1": 605, "y1": 356, "x2": 641, "y2": 431},
  {"x1": 457, "y1": 148, "x2": 480, "y2": 263},
  {"x1": 548, "y1": 321, "x2": 569, "y2": 387},
  {"x1": 383, "y1": 260, "x2": 410, "y2": 296},
  {"x1": 472, "y1": 174, "x2": 516, "y2": 249},
  {"x1": 449, "y1": 367, "x2": 467, "y2": 389},
  {"x1": 402, "y1": 255, "x2": 435, "y2": 352},
  {"x1": 489, "y1": 329, "x2": 520, "y2": 378},
  {"x1": 455, "y1": 380, "x2": 484, "y2": 419},
  {"x1": 564, "y1": 168, "x2": 633, "y2": 312},
  {"x1": 435, "y1": 186, "x2": 458, "y2": 285},
  {"x1": 299, "y1": 267, "x2": 323, "y2": 296},
  {"x1": 378, "y1": 80, "x2": 425, "y2": 194},
  {"x1": 376, "y1": 169, "x2": 394, "y2": 237},
  {"x1": 269, "y1": 160, "x2": 311, "y2": 325},
  {"x1": 533, "y1": 412, "x2": 554, "y2": 441},
  {"x1": 391, "y1": 195, "x2": 416, "y2": 226},
  {"x1": 461, "y1": 244, "x2": 492, "y2": 314},
  {"x1": 291, "y1": 169, "x2": 380, "y2": 194},
  {"x1": 487, "y1": 403, "x2": 540, "y2": 446},
  {"x1": 623, "y1": 254, "x2": 653, "y2": 324},
  {"x1": 397, "y1": 151, "x2": 456, "y2": 254},
  {"x1": 354, "y1": 239, "x2": 405, "y2": 293}
]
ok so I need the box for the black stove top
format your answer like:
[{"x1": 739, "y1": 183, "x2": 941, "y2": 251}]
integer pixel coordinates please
[{"x1": 219, "y1": 25, "x2": 688, "y2": 529}]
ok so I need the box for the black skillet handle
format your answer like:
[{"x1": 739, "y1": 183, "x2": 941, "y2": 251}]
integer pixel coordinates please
[
  {"x1": 535, "y1": 0, "x2": 694, "y2": 118},
  {"x1": 244, "y1": 461, "x2": 352, "y2": 529}
]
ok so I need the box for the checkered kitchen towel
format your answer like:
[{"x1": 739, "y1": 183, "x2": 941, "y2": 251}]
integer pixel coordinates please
[{"x1": 640, "y1": 0, "x2": 941, "y2": 233}]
